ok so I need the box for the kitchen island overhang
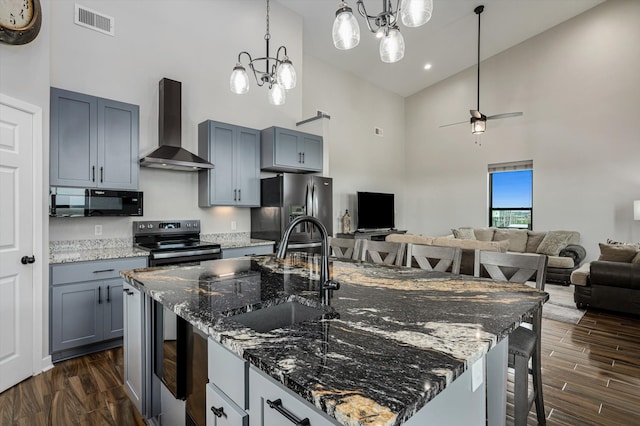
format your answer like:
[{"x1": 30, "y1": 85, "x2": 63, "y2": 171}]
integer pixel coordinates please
[{"x1": 121, "y1": 255, "x2": 548, "y2": 426}]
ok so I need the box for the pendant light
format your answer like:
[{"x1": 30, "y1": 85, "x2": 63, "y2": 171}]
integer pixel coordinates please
[
  {"x1": 332, "y1": 0, "x2": 432, "y2": 63},
  {"x1": 230, "y1": 0, "x2": 296, "y2": 105}
]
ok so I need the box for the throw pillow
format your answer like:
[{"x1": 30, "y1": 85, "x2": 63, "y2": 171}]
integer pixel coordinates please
[
  {"x1": 493, "y1": 229, "x2": 528, "y2": 253},
  {"x1": 536, "y1": 231, "x2": 573, "y2": 256},
  {"x1": 452, "y1": 228, "x2": 476, "y2": 240},
  {"x1": 473, "y1": 227, "x2": 496, "y2": 241},
  {"x1": 633, "y1": 251, "x2": 640, "y2": 264},
  {"x1": 598, "y1": 243, "x2": 637, "y2": 262},
  {"x1": 526, "y1": 231, "x2": 546, "y2": 253},
  {"x1": 606, "y1": 238, "x2": 640, "y2": 250}
]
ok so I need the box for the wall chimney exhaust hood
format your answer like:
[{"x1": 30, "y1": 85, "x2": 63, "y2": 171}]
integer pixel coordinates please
[{"x1": 139, "y1": 78, "x2": 214, "y2": 171}]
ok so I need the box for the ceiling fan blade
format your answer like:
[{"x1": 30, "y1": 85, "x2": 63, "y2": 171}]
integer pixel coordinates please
[
  {"x1": 470, "y1": 110, "x2": 482, "y2": 119},
  {"x1": 440, "y1": 120, "x2": 468, "y2": 128},
  {"x1": 486, "y1": 112, "x2": 523, "y2": 120}
]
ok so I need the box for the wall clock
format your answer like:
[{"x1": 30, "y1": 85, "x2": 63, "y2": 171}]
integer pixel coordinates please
[{"x1": 0, "y1": 0, "x2": 42, "y2": 45}]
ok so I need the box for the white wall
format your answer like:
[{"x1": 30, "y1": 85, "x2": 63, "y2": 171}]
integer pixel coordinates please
[
  {"x1": 48, "y1": 0, "x2": 303, "y2": 239},
  {"x1": 302, "y1": 55, "x2": 406, "y2": 232},
  {"x1": 404, "y1": 0, "x2": 640, "y2": 261}
]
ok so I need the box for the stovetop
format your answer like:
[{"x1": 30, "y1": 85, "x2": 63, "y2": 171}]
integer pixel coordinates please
[{"x1": 133, "y1": 220, "x2": 220, "y2": 253}]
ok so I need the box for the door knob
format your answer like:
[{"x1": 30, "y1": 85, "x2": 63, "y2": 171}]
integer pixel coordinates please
[{"x1": 21, "y1": 255, "x2": 35, "y2": 264}]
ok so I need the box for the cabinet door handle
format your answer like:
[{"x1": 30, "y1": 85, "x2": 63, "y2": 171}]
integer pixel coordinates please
[
  {"x1": 238, "y1": 189, "x2": 241, "y2": 201},
  {"x1": 98, "y1": 286, "x2": 102, "y2": 304},
  {"x1": 302, "y1": 152, "x2": 305, "y2": 163},
  {"x1": 234, "y1": 189, "x2": 237, "y2": 201},
  {"x1": 106, "y1": 285, "x2": 110, "y2": 303},
  {"x1": 298, "y1": 152, "x2": 302, "y2": 163},
  {"x1": 93, "y1": 269, "x2": 115, "y2": 274},
  {"x1": 92, "y1": 165, "x2": 96, "y2": 182},
  {"x1": 266, "y1": 399, "x2": 310, "y2": 426},
  {"x1": 100, "y1": 166, "x2": 104, "y2": 183},
  {"x1": 210, "y1": 405, "x2": 227, "y2": 418}
]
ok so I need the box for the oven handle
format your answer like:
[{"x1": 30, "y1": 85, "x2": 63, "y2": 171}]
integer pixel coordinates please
[{"x1": 151, "y1": 248, "x2": 221, "y2": 260}]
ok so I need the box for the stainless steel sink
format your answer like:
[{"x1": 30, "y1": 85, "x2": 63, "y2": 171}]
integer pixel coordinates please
[{"x1": 229, "y1": 301, "x2": 328, "y2": 333}]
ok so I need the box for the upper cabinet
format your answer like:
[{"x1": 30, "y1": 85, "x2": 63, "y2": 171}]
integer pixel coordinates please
[
  {"x1": 260, "y1": 127, "x2": 323, "y2": 173},
  {"x1": 50, "y1": 88, "x2": 140, "y2": 190},
  {"x1": 198, "y1": 120, "x2": 261, "y2": 207}
]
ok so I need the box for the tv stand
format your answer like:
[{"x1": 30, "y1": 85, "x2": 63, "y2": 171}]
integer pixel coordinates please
[{"x1": 336, "y1": 229, "x2": 407, "y2": 241}]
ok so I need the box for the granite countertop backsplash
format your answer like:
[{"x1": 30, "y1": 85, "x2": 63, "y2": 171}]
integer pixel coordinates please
[
  {"x1": 49, "y1": 233, "x2": 275, "y2": 264},
  {"x1": 121, "y1": 255, "x2": 548, "y2": 426}
]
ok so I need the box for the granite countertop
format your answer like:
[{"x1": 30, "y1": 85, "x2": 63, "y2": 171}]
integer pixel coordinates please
[
  {"x1": 200, "y1": 232, "x2": 275, "y2": 250},
  {"x1": 49, "y1": 238, "x2": 149, "y2": 264},
  {"x1": 121, "y1": 255, "x2": 548, "y2": 426}
]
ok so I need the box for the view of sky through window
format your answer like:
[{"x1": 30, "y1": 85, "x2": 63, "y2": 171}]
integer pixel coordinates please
[{"x1": 491, "y1": 170, "x2": 532, "y2": 208}]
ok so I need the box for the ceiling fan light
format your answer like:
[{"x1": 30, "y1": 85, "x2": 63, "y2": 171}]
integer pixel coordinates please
[
  {"x1": 471, "y1": 117, "x2": 486, "y2": 134},
  {"x1": 268, "y1": 83, "x2": 286, "y2": 106},
  {"x1": 276, "y1": 57, "x2": 297, "y2": 90},
  {"x1": 332, "y1": 2, "x2": 360, "y2": 50},
  {"x1": 230, "y1": 63, "x2": 250, "y2": 94},
  {"x1": 380, "y1": 28, "x2": 405, "y2": 63},
  {"x1": 400, "y1": 0, "x2": 433, "y2": 27}
]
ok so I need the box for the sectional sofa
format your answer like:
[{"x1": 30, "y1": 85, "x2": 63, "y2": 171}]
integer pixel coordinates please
[{"x1": 387, "y1": 227, "x2": 586, "y2": 284}]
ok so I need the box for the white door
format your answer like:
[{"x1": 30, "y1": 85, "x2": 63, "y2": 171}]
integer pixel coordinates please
[{"x1": 0, "y1": 99, "x2": 35, "y2": 392}]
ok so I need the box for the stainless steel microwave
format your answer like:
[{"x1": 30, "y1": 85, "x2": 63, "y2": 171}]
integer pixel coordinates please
[{"x1": 50, "y1": 187, "x2": 143, "y2": 217}]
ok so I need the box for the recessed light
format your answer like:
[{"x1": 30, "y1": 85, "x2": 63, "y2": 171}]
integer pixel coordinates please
[{"x1": 424, "y1": 63, "x2": 432, "y2": 70}]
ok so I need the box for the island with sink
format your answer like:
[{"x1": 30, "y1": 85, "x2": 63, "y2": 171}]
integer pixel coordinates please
[{"x1": 120, "y1": 252, "x2": 548, "y2": 426}]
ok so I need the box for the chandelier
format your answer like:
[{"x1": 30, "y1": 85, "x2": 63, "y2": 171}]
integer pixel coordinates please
[
  {"x1": 229, "y1": 0, "x2": 297, "y2": 105},
  {"x1": 332, "y1": 0, "x2": 433, "y2": 63}
]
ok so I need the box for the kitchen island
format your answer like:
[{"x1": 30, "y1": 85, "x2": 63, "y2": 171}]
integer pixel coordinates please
[{"x1": 121, "y1": 255, "x2": 548, "y2": 426}]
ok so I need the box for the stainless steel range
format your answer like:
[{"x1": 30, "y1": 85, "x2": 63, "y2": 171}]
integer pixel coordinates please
[{"x1": 133, "y1": 219, "x2": 221, "y2": 266}]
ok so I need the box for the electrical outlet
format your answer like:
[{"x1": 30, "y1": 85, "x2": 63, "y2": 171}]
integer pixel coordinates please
[
  {"x1": 94, "y1": 224, "x2": 103, "y2": 236},
  {"x1": 231, "y1": 221, "x2": 237, "y2": 231}
]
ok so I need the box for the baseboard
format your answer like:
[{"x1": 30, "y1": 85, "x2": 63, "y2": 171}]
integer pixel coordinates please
[{"x1": 40, "y1": 355, "x2": 53, "y2": 373}]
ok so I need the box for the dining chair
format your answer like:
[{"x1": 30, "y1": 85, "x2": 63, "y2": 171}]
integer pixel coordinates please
[
  {"x1": 359, "y1": 240, "x2": 406, "y2": 266},
  {"x1": 406, "y1": 244, "x2": 462, "y2": 274},
  {"x1": 473, "y1": 249, "x2": 548, "y2": 426},
  {"x1": 329, "y1": 237, "x2": 361, "y2": 260}
]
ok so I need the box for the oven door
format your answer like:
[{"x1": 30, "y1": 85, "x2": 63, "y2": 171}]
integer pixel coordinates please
[{"x1": 149, "y1": 248, "x2": 221, "y2": 267}]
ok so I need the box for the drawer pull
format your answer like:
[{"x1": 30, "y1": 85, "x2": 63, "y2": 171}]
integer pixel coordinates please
[
  {"x1": 93, "y1": 269, "x2": 115, "y2": 274},
  {"x1": 267, "y1": 399, "x2": 310, "y2": 426},
  {"x1": 210, "y1": 405, "x2": 227, "y2": 418}
]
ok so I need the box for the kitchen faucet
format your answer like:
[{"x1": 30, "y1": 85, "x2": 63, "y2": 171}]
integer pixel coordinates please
[{"x1": 276, "y1": 216, "x2": 340, "y2": 305}]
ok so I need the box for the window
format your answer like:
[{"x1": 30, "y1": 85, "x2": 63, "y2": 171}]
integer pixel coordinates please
[{"x1": 489, "y1": 161, "x2": 533, "y2": 229}]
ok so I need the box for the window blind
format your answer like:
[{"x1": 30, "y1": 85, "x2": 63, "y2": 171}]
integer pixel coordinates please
[{"x1": 488, "y1": 160, "x2": 533, "y2": 173}]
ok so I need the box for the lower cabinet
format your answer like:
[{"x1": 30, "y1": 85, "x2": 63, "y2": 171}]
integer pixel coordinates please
[
  {"x1": 206, "y1": 383, "x2": 248, "y2": 426},
  {"x1": 248, "y1": 367, "x2": 339, "y2": 426},
  {"x1": 123, "y1": 282, "x2": 144, "y2": 414},
  {"x1": 50, "y1": 257, "x2": 147, "y2": 361}
]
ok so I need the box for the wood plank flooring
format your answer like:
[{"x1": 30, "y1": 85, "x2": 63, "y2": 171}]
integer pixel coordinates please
[{"x1": 1, "y1": 310, "x2": 639, "y2": 425}]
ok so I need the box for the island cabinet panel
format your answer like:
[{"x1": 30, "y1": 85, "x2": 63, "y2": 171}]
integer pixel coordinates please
[
  {"x1": 206, "y1": 383, "x2": 248, "y2": 426},
  {"x1": 221, "y1": 244, "x2": 274, "y2": 259},
  {"x1": 198, "y1": 120, "x2": 261, "y2": 207},
  {"x1": 248, "y1": 367, "x2": 339, "y2": 426},
  {"x1": 50, "y1": 87, "x2": 139, "y2": 190},
  {"x1": 260, "y1": 127, "x2": 323, "y2": 173},
  {"x1": 123, "y1": 282, "x2": 144, "y2": 415},
  {"x1": 49, "y1": 257, "x2": 147, "y2": 360},
  {"x1": 208, "y1": 338, "x2": 249, "y2": 410}
]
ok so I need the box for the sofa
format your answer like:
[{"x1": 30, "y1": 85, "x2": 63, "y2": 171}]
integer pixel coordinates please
[
  {"x1": 571, "y1": 241, "x2": 640, "y2": 315},
  {"x1": 387, "y1": 227, "x2": 586, "y2": 284}
]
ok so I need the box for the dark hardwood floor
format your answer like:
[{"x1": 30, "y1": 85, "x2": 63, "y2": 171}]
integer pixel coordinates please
[{"x1": 1, "y1": 310, "x2": 639, "y2": 425}]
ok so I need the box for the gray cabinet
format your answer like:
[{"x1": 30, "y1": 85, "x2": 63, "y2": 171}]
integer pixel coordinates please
[
  {"x1": 261, "y1": 127, "x2": 323, "y2": 173},
  {"x1": 221, "y1": 244, "x2": 274, "y2": 259},
  {"x1": 207, "y1": 338, "x2": 249, "y2": 425},
  {"x1": 50, "y1": 87, "x2": 140, "y2": 190},
  {"x1": 198, "y1": 120, "x2": 260, "y2": 207},
  {"x1": 248, "y1": 367, "x2": 338, "y2": 426},
  {"x1": 50, "y1": 257, "x2": 147, "y2": 360}
]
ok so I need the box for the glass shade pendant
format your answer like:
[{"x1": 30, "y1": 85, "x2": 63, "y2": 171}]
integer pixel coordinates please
[
  {"x1": 268, "y1": 83, "x2": 286, "y2": 106},
  {"x1": 400, "y1": 0, "x2": 433, "y2": 28},
  {"x1": 276, "y1": 57, "x2": 297, "y2": 90},
  {"x1": 230, "y1": 64, "x2": 250, "y2": 94},
  {"x1": 471, "y1": 117, "x2": 486, "y2": 134},
  {"x1": 332, "y1": 2, "x2": 360, "y2": 50},
  {"x1": 379, "y1": 28, "x2": 404, "y2": 63}
]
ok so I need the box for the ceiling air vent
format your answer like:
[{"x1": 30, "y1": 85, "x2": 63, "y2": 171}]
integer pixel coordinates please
[{"x1": 74, "y1": 4, "x2": 114, "y2": 36}]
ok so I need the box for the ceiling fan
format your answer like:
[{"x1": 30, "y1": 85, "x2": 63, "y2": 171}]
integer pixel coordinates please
[{"x1": 441, "y1": 5, "x2": 523, "y2": 134}]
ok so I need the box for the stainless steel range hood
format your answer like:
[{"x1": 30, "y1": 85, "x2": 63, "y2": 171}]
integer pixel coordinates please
[{"x1": 139, "y1": 78, "x2": 214, "y2": 171}]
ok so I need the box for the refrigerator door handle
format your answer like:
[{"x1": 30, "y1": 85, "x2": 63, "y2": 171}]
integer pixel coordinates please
[
  {"x1": 312, "y1": 183, "x2": 318, "y2": 219},
  {"x1": 305, "y1": 182, "x2": 313, "y2": 233}
]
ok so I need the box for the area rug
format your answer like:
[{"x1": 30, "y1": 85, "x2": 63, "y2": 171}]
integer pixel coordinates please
[{"x1": 542, "y1": 284, "x2": 586, "y2": 324}]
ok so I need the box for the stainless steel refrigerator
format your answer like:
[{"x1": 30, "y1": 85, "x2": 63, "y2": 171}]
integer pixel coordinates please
[{"x1": 251, "y1": 174, "x2": 333, "y2": 250}]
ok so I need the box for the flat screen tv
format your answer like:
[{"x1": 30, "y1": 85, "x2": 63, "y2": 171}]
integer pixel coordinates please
[{"x1": 357, "y1": 192, "x2": 395, "y2": 230}]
